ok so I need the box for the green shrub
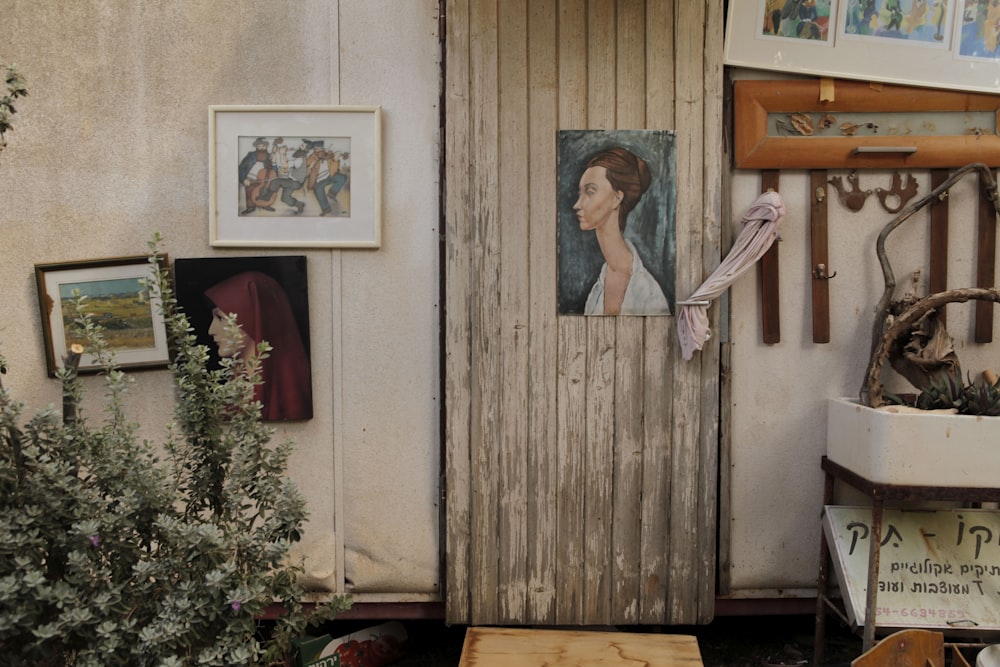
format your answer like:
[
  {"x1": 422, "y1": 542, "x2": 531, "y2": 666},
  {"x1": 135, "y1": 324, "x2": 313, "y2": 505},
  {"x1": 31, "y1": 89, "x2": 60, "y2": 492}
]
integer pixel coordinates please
[
  {"x1": 0, "y1": 235, "x2": 349, "y2": 666},
  {"x1": 0, "y1": 62, "x2": 27, "y2": 153}
]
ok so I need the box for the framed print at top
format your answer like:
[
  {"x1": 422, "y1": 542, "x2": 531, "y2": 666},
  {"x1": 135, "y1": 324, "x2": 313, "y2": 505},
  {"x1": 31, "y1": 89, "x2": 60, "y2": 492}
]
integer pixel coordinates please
[
  {"x1": 209, "y1": 105, "x2": 381, "y2": 248},
  {"x1": 34, "y1": 255, "x2": 170, "y2": 377},
  {"x1": 724, "y1": 1, "x2": 1000, "y2": 94}
]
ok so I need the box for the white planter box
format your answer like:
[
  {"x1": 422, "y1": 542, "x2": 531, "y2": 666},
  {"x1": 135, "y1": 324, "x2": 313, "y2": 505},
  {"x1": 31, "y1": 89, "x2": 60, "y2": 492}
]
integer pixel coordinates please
[{"x1": 826, "y1": 397, "x2": 1000, "y2": 487}]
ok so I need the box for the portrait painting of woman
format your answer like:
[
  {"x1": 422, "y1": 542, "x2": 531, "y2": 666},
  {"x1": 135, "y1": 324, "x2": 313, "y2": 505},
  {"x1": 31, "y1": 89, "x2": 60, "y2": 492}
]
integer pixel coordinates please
[
  {"x1": 557, "y1": 130, "x2": 675, "y2": 316},
  {"x1": 174, "y1": 256, "x2": 313, "y2": 421}
]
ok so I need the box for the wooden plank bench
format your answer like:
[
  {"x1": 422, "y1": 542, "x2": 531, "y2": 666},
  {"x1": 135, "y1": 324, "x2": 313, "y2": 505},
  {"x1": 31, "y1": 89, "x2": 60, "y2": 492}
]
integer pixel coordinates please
[{"x1": 459, "y1": 626, "x2": 703, "y2": 666}]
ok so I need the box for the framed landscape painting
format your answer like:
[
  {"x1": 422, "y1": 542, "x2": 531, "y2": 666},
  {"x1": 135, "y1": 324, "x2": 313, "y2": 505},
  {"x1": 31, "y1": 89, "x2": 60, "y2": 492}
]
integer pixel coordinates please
[{"x1": 34, "y1": 255, "x2": 170, "y2": 376}]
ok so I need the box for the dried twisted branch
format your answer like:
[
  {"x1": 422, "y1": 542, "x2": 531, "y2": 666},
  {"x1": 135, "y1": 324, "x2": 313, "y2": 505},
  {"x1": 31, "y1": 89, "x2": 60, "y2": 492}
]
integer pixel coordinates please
[
  {"x1": 861, "y1": 163, "x2": 1000, "y2": 407},
  {"x1": 863, "y1": 288, "x2": 1000, "y2": 407}
]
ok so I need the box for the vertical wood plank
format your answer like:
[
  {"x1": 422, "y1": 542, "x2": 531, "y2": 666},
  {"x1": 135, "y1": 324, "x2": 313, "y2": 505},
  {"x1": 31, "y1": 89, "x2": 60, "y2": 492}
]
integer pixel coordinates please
[
  {"x1": 497, "y1": 0, "x2": 529, "y2": 624},
  {"x1": 616, "y1": 0, "x2": 646, "y2": 130},
  {"x1": 612, "y1": 322, "x2": 644, "y2": 625},
  {"x1": 468, "y1": 0, "x2": 501, "y2": 625},
  {"x1": 586, "y1": 0, "x2": 616, "y2": 131},
  {"x1": 444, "y1": 0, "x2": 472, "y2": 625},
  {"x1": 668, "y1": 0, "x2": 707, "y2": 625},
  {"x1": 638, "y1": 0, "x2": 675, "y2": 625},
  {"x1": 696, "y1": 0, "x2": 724, "y2": 624},
  {"x1": 525, "y1": 0, "x2": 559, "y2": 625},
  {"x1": 976, "y1": 171, "x2": 996, "y2": 343},
  {"x1": 554, "y1": 0, "x2": 589, "y2": 626},
  {"x1": 580, "y1": 0, "x2": 618, "y2": 626},
  {"x1": 639, "y1": 317, "x2": 673, "y2": 622},
  {"x1": 929, "y1": 169, "x2": 949, "y2": 327},
  {"x1": 645, "y1": 0, "x2": 675, "y2": 124},
  {"x1": 810, "y1": 170, "x2": 831, "y2": 344},
  {"x1": 609, "y1": 0, "x2": 646, "y2": 625},
  {"x1": 584, "y1": 317, "x2": 616, "y2": 624},
  {"x1": 716, "y1": 70, "x2": 735, "y2": 601},
  {"x1": 760, "y1": 170, "x2": 781, "y2": 344},
  {"x1": 556, "y1": 319, "x2": 587, "y2": 625}
]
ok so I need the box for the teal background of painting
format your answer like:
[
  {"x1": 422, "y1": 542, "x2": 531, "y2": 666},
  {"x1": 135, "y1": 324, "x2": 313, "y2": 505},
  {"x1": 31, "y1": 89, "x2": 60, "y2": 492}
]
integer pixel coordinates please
[
  {"x1": 59, "y1": 277, "x2": 143, "y2": 299},
  {"x1": 556, "y1": 129, "x2": 676, "y2": 315}
]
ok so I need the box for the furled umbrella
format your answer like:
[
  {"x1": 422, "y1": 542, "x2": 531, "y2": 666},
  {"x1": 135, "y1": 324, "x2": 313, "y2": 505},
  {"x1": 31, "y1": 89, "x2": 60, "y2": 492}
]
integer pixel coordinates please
[{"x1": 676, "y1": 190, "x2": 786, "y2": 360}]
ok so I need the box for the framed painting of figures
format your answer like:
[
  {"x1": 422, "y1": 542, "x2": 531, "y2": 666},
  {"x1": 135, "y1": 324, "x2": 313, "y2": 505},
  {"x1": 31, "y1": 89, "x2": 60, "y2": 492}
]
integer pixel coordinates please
[
  {"x1": 209, "y1": 105, "x2": 381, "y2": 248},
  {"x1": 725, "y1": 1, "x2": 1000, "y2": 94}
]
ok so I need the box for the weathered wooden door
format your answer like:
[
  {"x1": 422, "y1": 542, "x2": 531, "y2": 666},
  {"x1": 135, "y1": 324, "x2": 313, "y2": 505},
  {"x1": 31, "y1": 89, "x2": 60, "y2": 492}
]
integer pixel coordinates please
[{"x1": 444, "y1": 0, "x2": 724, "y2": 626}]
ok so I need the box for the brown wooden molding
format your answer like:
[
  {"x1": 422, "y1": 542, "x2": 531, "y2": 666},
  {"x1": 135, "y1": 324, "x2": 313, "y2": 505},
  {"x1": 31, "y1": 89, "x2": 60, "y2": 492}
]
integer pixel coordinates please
[{"x1": 734, "y1": 79, "x2": 1000, "y2": 170}]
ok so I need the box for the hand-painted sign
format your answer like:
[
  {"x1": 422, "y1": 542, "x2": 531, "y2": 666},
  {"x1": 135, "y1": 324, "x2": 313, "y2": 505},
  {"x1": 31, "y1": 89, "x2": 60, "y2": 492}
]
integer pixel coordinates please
[{"x1": 824, "y1": 506, "x2": 1000, "y2": 631}]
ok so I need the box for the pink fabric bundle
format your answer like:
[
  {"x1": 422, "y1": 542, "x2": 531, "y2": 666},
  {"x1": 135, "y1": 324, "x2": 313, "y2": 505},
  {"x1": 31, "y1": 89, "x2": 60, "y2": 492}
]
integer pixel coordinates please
[{"x1": 676, "y1": 191, "x2": 786, "y2": 360}]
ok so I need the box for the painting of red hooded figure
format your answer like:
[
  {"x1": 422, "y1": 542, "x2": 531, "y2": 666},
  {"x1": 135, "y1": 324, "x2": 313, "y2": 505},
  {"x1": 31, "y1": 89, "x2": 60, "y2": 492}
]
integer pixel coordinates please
[{"x1": 205, "y1": 270, "x2": 313, "y2": 421}]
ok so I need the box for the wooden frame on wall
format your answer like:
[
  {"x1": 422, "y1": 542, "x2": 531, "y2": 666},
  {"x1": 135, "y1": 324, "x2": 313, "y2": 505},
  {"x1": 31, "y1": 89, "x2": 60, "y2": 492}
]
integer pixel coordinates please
[
  {"x1": 34, "y1": 255, "x2": 170, "y2": 377},
  {"x1": 733, "y1": 78, "x2": 1000, "y2": 170}
]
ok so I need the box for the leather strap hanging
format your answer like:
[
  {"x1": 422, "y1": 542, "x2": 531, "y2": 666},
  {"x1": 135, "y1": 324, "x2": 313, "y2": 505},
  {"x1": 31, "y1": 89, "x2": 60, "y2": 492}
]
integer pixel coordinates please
[
  {"x1": 975, "y1": 171, "x2": 997, "y2": 343},
  {"x1": 760, "y1": 170, "x2": 781, "y2": 344},
  {"x1": 810, "y1": 170, "x2": 831, "y2": 343},
  {"x1": 928, "y1": 169, "x2": 950, "y2": 327}
]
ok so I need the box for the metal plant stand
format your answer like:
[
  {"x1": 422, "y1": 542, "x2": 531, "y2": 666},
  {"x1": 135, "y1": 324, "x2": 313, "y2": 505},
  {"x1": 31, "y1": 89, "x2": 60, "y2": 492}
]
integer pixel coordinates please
[{"x1": 813, "y1": 456, "x2": 1000, "y2": 666}]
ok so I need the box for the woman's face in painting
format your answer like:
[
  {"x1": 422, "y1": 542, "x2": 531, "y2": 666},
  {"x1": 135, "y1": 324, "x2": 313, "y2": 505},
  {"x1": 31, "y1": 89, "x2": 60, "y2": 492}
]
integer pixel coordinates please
[
  {"x1": 208, "y1": 307, "x2": 253, "y2": 358},
  {"x1": 574, "y1": 165, "x2": 623, "y2": 232}
]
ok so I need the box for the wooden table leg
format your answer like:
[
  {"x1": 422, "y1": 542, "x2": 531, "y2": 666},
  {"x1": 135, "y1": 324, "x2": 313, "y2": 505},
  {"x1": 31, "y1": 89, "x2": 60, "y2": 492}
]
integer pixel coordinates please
[
  {"x1": 863, "y1": 497, "x2": 885, "y2": 652},
  {"x1": 814, "y1": 467, "x2": 836, "y2": 667}
]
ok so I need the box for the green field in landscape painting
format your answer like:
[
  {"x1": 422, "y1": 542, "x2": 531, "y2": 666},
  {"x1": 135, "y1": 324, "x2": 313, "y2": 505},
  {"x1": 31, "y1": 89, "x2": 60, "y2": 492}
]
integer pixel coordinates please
[{"x1": 61, "y1": 293, "x2": 156, "y2": 351}]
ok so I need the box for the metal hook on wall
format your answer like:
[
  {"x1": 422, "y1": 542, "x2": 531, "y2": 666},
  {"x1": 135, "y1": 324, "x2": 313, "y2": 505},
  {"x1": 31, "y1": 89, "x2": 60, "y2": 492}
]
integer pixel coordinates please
[
  {"x1": 814, "y1": 263, "x2": 837, "y2": 280},
  {"x1": 875, "y1": 171, "x2": 919, "y2": 214}
]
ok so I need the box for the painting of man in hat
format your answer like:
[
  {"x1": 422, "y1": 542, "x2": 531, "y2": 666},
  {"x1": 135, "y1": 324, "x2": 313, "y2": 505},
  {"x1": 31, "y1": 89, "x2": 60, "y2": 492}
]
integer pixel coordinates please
[{"x1": 238, "y1": 136, "x2": 275, "y2": 215}]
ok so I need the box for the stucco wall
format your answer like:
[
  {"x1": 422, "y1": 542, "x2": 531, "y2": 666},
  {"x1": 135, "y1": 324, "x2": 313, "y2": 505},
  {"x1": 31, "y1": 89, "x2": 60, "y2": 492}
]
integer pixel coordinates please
[{"x1": 0, "y1": 1, "x2": 441, "y2": 598}]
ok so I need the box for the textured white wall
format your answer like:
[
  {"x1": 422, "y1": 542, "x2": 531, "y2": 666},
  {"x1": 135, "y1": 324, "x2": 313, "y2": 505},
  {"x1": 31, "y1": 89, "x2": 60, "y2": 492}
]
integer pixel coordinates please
[{"x1": 0, "y1": 0, "x2": 441, "y2": 597}]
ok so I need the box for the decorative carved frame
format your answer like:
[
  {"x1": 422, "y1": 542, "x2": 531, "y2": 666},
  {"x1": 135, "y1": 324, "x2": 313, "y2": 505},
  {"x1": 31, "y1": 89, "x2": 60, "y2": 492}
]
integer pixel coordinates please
[{"x1": 734, "y1": 79, "x2": 1000, "y2": 170}]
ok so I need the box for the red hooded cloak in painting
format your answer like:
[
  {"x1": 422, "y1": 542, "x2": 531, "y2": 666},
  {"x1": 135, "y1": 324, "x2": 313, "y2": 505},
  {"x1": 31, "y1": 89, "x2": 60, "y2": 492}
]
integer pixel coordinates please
[{"x1": 205, "y1": 271, "x2": 313, "y2": 420}]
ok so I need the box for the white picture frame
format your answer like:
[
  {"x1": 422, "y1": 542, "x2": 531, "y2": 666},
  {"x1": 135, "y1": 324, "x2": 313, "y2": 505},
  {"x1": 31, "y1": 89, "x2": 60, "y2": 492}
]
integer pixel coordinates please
[
  {"x1": 209, "y1": 105, "x2": 382, "y2": 248},
  {"x1": 724, "y1": 0, "x2": 1000, "y2": 95}
]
